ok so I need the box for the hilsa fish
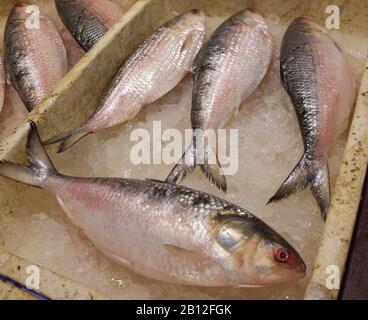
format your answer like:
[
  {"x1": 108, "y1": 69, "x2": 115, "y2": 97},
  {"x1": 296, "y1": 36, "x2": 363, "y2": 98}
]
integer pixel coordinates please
[
  {"x1": 55, "y1": 0, "x2": 128, "y2": 51},
  {"x1": 0, "y1": 53, "x2": 5, "y2": 114},
  {"x1": 44, "y1": 10, "x2": 207, "y2": 152},
  {"x1": 0, "y1": 122, "x2": 306, "y2": 286},
  {"x1": 4, "y1": 3, "x2": 67, "y2": 111},
  {"x1": 166, "y1": 8, "x2": 273, "y2": 192},
  {"x1": 268, "y1": 18, "x2": 355, "y2": 220}
]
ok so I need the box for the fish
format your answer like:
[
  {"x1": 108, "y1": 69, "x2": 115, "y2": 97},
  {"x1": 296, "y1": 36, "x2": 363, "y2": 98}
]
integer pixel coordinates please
[
  {"x1": 55, "y1": 0, "x2": 127, "y2": 51},
  {"x1": 44, "y1": 10, "x2": 207, "y2": 152},
  {"x1": 166, "y1": 8, "x2": 273, "y2": 192},
  {"x1": 0, "y1": 53, "x2": 5, "y2": 114},
  {"x1": 267, "y1": 18, "x2": 356, "y2": 220},
  {"x1": 4, "y1": 3, "x2": 67, "y2": 111},
  {"x1": 0, "y1": 121, "x2": 306, "y2": 286}
]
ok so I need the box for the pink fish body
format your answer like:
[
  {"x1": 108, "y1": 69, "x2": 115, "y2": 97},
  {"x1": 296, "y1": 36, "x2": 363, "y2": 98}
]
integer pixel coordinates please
[
  {"x1": 268, "y1": 18, "x2": 356, "y2": 219},
  {"x1": 4, "y1": 3, "x2": 67, "y2": 111},
  {"x1": 0, "y1": 122, "x2": 306, "y2": 287}
]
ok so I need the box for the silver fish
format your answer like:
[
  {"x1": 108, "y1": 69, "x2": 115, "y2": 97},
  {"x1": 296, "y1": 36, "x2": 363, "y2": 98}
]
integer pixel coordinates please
[
  {"x1": 4, "y1": 3, "x2": 67, "y2": 111},
  {"x1": 0, "y1": 53, "x2": 5, "y2": 114},
  {"x1": 44, "y1": 10, "x2": 207, "y2": 152},
  {"x1": 0, "y1": 122, "x2": 306, "y2": 286},
  {"x1": 55, "y1": 0, "x2": 127, "y2": 51},
  {"x1": 268, "y1": 18, "x2": 355, "y2": 220},
  {"x1": 166, "y1": 8, "x2": 273, "y2": 192}
]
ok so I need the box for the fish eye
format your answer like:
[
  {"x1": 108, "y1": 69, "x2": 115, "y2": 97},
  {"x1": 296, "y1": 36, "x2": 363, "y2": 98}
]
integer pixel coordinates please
[{"x1": 274, "y1": 248, "x2": 290, "y2": 263}]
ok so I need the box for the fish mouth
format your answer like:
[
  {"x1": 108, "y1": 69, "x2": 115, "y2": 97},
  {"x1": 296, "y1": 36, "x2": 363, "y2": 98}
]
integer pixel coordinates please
[
  {"x1": 11, "y1": 3, "x2": 37, "y2": 23},
  {"x1": 190, "y1": 9, "x2": 202, "y2": 15},
  {"x1": 261, "y1": 266, "x2": 306, "y2": 285},
  {"x1": 187, "y1": 8, "x2": 206, "y2": 21},
  {"x1": 14, "y1": 3, "x2": 29, "y2": 8},
  {"x1": 233, "y1": 8, "x2": 266, "y2": 28},
  {"x1": 233, "y1": 18, "x2": 256, "y2": 28},
  {"x1": 296, "y1": 262, "x2": 307, "y2": 274}
]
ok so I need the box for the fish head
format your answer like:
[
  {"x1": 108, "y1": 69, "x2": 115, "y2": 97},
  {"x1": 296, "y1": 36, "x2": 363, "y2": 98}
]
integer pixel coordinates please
[
  {"x1": 232, "y1": 8, "x2": 267, "y2": 28},
  {"x1": 8, "y1": 3, "x2": 29, "y2": 23},
  {"x1": 214, "y1": 215, "x2": 306, "y2": 286},
  {"x1": 230, "y1": 8, "x2": 272, "y2": 41},
  {"x1": 169, "y1": 9, "x2": 207, "y2": 35},
  {"x1": 289, "y1": 17, "x2": 328, "y2": 35},
  {"x1": 8, "y1": 3, "x2": 49, "y2": 27}
]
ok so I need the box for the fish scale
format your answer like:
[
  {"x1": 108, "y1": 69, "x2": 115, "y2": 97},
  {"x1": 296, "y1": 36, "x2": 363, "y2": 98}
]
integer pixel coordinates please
[
  {"x1": 55, "y1": 0, "x2": 126, "y2": 51},
  {"x1": 44, "y1": 10, "x2": 207, "y2": 152},
  {"x1": 268, "y1": 17, "x2": 355, "y2": 219},
  {"x1": 166, "y1": 9, "x2": 273, "y2": 192},
  {"x1": 0, "y1": 122, "x2": 306, "y2": 286},
  {"x1": 4, "y1": 4, "x2": 67, "y2": 111}
]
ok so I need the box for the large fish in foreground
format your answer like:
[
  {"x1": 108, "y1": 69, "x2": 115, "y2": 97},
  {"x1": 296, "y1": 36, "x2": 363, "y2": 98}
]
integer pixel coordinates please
[
  {"x1": 0, "y1": 122, "x2": 306, "y2": 286},
  {"x1": 44, "y1": 10, "x2": 207, "y2": 152},
  {"x1": 268, "y1": 18, "x2": 355, "y2": 220},
  {"x1": 0, "y1": 53, "x2": 5, "y2": 114},
  {"x1": 4, "y1": 3, "x2": 67, "y2": 111},
  {"x1": 166, "y1": 9, "x2": 273, "y2": 192},
  {"x1": 55, "y1": 0, "x2": 127, "y2": 51}
]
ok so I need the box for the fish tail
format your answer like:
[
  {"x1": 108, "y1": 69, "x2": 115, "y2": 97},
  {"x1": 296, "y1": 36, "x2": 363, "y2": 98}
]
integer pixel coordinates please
[
  {"x1": 310, "y1": 164, "x2": 330, "y2": 221},
  {"x1": 43, "y1": 127, "x2": 90, "y2": 153},
  {"x1": 165, "y1": 142, "x2": 196, "y2": 184},
  {"x1": 0, "y1": 121, "x2": 58, "y2": 188},
  {"x1": 200, "y1": 147, "x2": 227, "y2": 192},
  {"x1": 166, "y1": 139, "x2": 227, "y2": 192},
  {"x1": 268, "y1": 154, "x2": 330, "y2": 220}
]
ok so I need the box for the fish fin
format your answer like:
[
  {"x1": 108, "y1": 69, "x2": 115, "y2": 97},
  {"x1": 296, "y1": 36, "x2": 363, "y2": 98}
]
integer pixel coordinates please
[
  {"x1": 267, "y1": 154, "x2": 310, "y2": 204},
  {"x1": 56, "y1": 196, "x2": 80, "y2": 227},
  {"x1": 43, "y1": 127, "x2": 90, "y2": 153},
  {"x1": 0, "y1": 121, "x2": 57, "y2": 188},
  {"x1": 268, "y1": 154, "x2": 330, "y2": 220},
  {"x1": 58, "y1": 129, "x2": 90, "y2": 153},
  {"x1": 0, "y1": 161, "x2": 39, "y2": 188},
  {"x1": 310, "y1": 164, "x2": 330, "y2": 221},
  {"x1": 163, "y1": 245, "x2": 205, "y2": 265},
  {"x1": 165, "y1": 142, "x2": 196, "y2": 184},
  {"x1": 166, "y1": 140, "x2": 227, "y2": 192},
  {"x1": 200, "y1": 146, "x2": 227, "y2": 192},
  {"x1": 146, "y1": 178, "x2": 171, "y2": 198},
  {"x1": 43, "y1": 131, "x2": 74, "y2": 145},
  {"x1": 163, "y1": 245, "x2": 212, "y2": 272}
]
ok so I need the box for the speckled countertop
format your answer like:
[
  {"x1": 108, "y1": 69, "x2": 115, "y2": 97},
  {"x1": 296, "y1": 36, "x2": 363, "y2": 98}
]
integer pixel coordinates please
[
  {"x1": 0, "y1": 250, "x2": 109, "y2": 300},
  {"x1": 304, "y1": 59, "x2": 368, "y2": 300}
]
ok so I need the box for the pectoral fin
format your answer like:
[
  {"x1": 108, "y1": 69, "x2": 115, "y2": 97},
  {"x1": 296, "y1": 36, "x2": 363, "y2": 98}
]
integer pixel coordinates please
[{"x1": 163, "y1": 245, "x2": 210, "y2": 271}]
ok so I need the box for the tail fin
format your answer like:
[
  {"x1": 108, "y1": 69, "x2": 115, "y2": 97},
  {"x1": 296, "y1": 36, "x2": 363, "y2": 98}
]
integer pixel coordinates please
[
  {"x1": 43, "y1": 127, "x2": 90, "y2": 153},
  {"x1": 310, "y1": 165, "x2": 330, "y2": 221},
  {"x1": 165, "y1": 139, "x2": 227, "y2": 192},
  {"x1": 267, "y1": 154, "x2": 330, "y2": 220},
  {"x1": 165, "y1": 143, "x2": 196, "y2": 185},
  {"x1": 0, "y1": 121, "x2": 57, "y2": 188}
]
